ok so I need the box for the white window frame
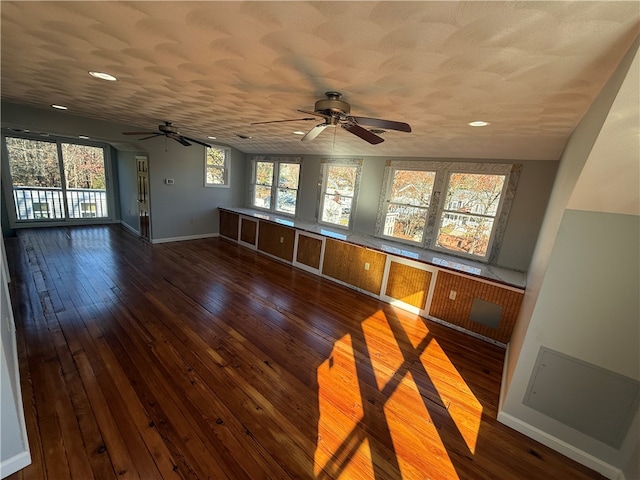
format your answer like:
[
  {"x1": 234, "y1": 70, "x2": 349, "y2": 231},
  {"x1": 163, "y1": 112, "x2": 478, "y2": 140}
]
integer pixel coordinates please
[
  {"x1": 379, "y1": 166, "x2": 437, "y2": 244},
  {"x1": 317, "y1": 158, "x2": 362, "y2": 231},
  {"x1": 376, "y1": 161, "x2": 520, "y2": 263},
  {"x1": 204, "y1": 145, "x2": 231, "y2": 188},
  {"x1": 250, "y1": 156, "x2": 301, "y2": 217}
]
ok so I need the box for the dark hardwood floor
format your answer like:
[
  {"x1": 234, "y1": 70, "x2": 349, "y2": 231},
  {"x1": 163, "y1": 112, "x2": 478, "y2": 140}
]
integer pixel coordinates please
[{"x1": 4, "y1": 225, "x2": 603, "y2": 479}]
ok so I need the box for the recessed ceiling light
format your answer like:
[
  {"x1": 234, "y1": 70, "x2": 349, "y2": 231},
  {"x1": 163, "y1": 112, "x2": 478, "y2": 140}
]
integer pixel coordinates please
[
  {"x1": 207, "y1": 136, "x2": 216, "y2": 140},
  {"x1": 237, "y1": 134, "x2": 252, "y2": 139},
  {"x1": 51, "y1": 104, "x2": 68, "y2": 110},
  {"x1": 468, "y1": 120, "x2": 490, "y2": 127},
  {"x1": 89, "y1": 71, "x2": 117, "y2": 81},
  {"x1": 293, "y1": 131, "x2": 305, "y2": 135},
  {"x1": 79, "y1": 135, "x2": 90, "y2": 139}
]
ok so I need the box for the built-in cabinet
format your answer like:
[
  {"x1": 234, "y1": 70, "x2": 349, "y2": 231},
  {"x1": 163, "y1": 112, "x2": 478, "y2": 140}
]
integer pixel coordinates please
[{"x1": 219, "y1": 209, "x2": 524, "y2": 345}]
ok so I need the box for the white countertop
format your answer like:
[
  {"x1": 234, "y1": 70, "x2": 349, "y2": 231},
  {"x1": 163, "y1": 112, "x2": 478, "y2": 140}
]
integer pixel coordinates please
[{"x1": 220, "y1": 207, "x2": 527, "y2": 289}]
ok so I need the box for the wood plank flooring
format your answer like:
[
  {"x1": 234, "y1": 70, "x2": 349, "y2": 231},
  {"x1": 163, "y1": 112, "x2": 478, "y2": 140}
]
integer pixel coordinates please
[{"x1": 4, "y1": 225, "x2": 604, "y2": 479}]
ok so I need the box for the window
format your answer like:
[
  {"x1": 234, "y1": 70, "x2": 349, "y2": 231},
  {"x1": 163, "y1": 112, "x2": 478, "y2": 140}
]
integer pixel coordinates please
[
  {"x1": 205, "y1": 145, "x2": 230, "y2": 187},
  {"x1": 251, "y1": 156, "x2": 301, "y2": 215},
  {"x1": 377, "y1": 161, "x2": 519, "y2": 261},
  {"x1": 436, "y1": 172, "x2": 506, "y2": 258},
  {"x1": 319, "y1": 159, "x2": 362, "y2": 229},
  {"x1": 381, "y1": 169, "x2": 435, "y2": 243},
  {"x1": 4, "y1": 135, "x2": 110, "y2": 223}
]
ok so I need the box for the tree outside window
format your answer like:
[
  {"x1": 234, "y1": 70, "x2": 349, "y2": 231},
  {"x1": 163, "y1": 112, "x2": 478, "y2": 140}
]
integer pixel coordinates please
[
  {"x1": 436, "y1": 173, "x2": 505, "y2": 257},
  {"x1": 205, "y1": 145, "x2": 230, "y2": 187},
  {"x1": 5, "y1": 136, "x2": 110, "y2": 221},
  {"x1": 382, "y1": 169, "x2": 435, "y2": 242},
  {"x1": 319, "y1": 162, "x2": 361, "y2": 228},
  {"x1": 251, "y1": 157, "x2": 301, "y2": 215},
  {"x1": 376, "y1": 161, "x2": 517, "y2": 262}
]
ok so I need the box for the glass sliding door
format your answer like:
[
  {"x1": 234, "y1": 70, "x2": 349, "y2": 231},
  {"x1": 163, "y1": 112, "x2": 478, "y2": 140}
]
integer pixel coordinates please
[
  {"x1": 61, "y1": 143, "x2": 108, "y2": 219},
  {"x1": 5, "y1": 136, "x2": 109, "y2": 223}
]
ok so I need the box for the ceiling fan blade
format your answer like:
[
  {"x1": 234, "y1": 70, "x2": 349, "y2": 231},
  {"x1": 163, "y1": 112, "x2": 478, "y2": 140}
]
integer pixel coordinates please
[
  {"x1": 136, "y1": 134, "x2": 163, "y2": 141},
  {"x1": 182, "y1": 136, "x2": 212, "y2": 148},
  {"x1": 122, "y1": 131, "x2": 157, "y2": 135},
  {"x1": 342, "y1": 123, "x2": 384, "y2": 145},
  {"x1": 297, "y1": 109, "x2": 332, "y2": 121},
  {"x1": 301, "y1": 123, "x2": 328, "y2": 142},
  {"x1": 251, "y1": 117, "x2": 316, "y2": 125},
  {"x1": 349, "y1": 116, "x2": 412, "y2": 132},
  {"x1": 167, "y1": 133, "x2": 191, "y2": 146}
]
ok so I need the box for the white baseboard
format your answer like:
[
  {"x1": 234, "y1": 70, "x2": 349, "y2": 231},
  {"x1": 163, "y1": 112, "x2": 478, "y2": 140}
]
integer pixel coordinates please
[
  {"x1": 496, "y1": 411, "x2": 622, "y2": 480},
  {"x1": 1, "y1": 451, "x2": 31, "y2": 479},
  {"x1": 426, "y1": 315, "x2": 506, "y2": 347},
  {"x1": 152, "y1": 233, "x2": 219, "y2": 244},
  {"x1": 119, "y1": 220, "x2": 139, "y2": 236}
]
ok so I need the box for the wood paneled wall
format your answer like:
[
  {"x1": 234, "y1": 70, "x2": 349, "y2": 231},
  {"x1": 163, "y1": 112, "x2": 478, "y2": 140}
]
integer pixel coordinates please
[
  {"x1": 322, "y1": 239, "x2": 386, "y2": 295},
  {"x1": 296, "y1": 233, "x2": 322, "y2": 269},
  {"x1": 385, "y1": 260, "x2": 433, "y2": 309},
  {"x1": 219, "y1": 210, "x2": 239, "y2": 240},
  {"x1": 429, "y1": 271, "x2": 523, "y2": 343},
  {"x1": 240, "y1": 218, "x2": 257, "y2": 245},
  {"x1": 257, "y1": 222, "x2": 295, "y2": 262},
  {"x1": 219, "y1": 210, "x2": 523, "y2": 344}
]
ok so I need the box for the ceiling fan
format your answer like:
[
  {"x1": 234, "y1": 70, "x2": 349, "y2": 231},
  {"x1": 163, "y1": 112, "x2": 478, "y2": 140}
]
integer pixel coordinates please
[
  {"x1": 251, "y1": 91, "x2": 411, "y2": 145},
  {"x1": 122, "y1": 121, "x2": 211, "y2": 147}
]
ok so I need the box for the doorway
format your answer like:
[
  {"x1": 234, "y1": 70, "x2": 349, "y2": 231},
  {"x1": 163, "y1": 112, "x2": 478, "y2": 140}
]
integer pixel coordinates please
[{"x1": 136, "y1": 156, "x2": 151, "y2": 242}]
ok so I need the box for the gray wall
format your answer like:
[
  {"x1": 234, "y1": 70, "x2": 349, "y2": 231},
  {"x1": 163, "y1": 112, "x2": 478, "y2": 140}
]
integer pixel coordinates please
[
  {"x1": 501, "y1": 38, "x2": 639, "y2": 478},
  {"x1": 0, "y1": 102, "x2": 245, "y2": 242},
  {"x1": 244, "y1": 154, "x2": 557, "y2": 272},
  {"x1": 139, "y1": 136, "x2": 245, "y2": 241}
]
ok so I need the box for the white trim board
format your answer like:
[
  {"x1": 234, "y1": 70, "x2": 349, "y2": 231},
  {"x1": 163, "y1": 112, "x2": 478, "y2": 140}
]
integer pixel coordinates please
[
  {"x1": 1, "y1": 451, "x2": 31, "y2": 479},
  {"x1": 151, "y1": 233, "x2": 219, "y2": 244},
  {"x1": 496, "y1": 411, "x2": 622, "y2": 480}
]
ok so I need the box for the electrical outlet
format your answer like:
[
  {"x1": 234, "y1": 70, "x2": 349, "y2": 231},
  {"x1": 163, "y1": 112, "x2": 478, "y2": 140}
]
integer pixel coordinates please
[
  {"x1": 364, "y1": 262, "x2": 370, "y2": 271},
  {"x1": 449, "y1": 290, "x2": 457, "y2": 300}
]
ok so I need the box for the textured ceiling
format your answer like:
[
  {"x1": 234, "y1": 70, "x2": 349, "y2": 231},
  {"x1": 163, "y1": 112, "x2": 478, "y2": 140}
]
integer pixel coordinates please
[{"x1": 1, "y1": 1, "x2": 638, "y2": 160}]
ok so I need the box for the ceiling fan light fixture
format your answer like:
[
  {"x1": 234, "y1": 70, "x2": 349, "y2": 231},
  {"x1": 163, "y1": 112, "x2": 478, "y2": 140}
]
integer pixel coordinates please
[
  {"x1": 468, "y1": 120, "x2": 490, "y2": 127},
  {"x1": 89, "y1": 71, "x2": 117, "y2": 81}
]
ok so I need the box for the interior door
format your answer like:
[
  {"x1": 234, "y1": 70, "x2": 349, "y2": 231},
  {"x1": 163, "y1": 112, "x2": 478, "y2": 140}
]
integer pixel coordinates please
[{"x1": 136, "y1": 156, "x2": 151, "y2": 241}]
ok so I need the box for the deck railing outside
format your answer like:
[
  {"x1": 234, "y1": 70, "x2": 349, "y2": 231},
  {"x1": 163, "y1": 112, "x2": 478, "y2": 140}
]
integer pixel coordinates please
[{"x1": 13, "y1": 186, "x2": 108, "y2": 221}]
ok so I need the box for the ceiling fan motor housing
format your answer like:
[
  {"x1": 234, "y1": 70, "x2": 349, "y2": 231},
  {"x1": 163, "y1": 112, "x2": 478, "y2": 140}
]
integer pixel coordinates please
[
  {"x1": 159, "y1": 122, "x2": 179, "y2": 134},
  {"x1": 314, "y1": 91, "x2": 350, "y2": 116}
]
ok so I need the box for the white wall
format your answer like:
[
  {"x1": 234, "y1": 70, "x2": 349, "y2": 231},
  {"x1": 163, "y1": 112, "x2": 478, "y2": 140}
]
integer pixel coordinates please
[
  {"x1": 0, "y1": 239, "x2": 30, "y2": 478},
  {"x1": 500, "y1": 38, "x2": 639, "y2": 479}
]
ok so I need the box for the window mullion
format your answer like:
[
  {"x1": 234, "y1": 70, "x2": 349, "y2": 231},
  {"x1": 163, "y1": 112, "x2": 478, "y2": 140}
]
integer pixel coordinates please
[
  {"x1": 56, "y1": 141, "x2": 71, "y2": 220},
  {"x1": 423, "y1": 170, "x2": 447, "y2": 248}
]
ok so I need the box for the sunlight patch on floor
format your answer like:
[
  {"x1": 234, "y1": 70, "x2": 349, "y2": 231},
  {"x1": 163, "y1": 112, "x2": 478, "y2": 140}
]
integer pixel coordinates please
[
  {"x1": 315, "y1": 309, "x2": 484, "y2": 478},
  {"x1": 362, "y1": 313, "x2": 405, "y2": 391},
  {"x1": 421, "y1": 338, "x2": 483, "y2": 454},
  {"x1": 315, "y1": 333, "x2": 368, "y2": 478},
  {"x1": 385, "y1": 370, "x2": 459, "y2": 480}
]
